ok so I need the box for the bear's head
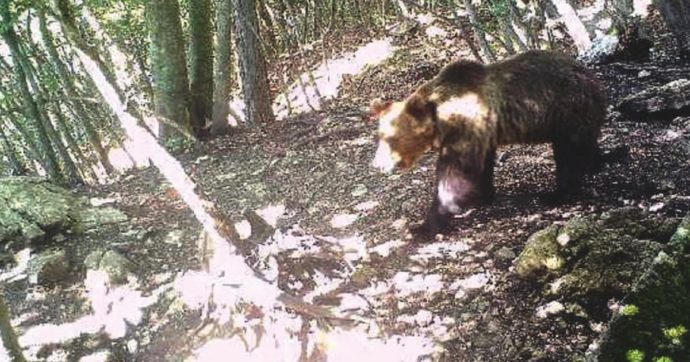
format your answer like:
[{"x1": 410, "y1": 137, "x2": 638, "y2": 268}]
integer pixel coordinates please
[{"x1": 371, "y1": 93, "x2": 437, "y2": 173}]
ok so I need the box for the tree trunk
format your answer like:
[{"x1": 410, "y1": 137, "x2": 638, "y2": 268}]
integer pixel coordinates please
[
  {"x1": 189, "y1": 0, "x2": 214, "y2": 136},
  {"x1": 0, "y1": 292, "x2": 26, "y2": 362},
  {"x1": 52, "y1": 0, "x2": 123, "y2": 104},
  {"x1": 0, "y1": 92, "x2": 45, "y2": 170},
  {"x1": 0, "y1": 121, "x2": 27, "y2": 175},
  {"x1": 549, "y1": 0, "x2": 592, "y2": 54},
  {"x1": 211, "y1": 0, "x2": 234, "y2": 135},
  {"x1": 0, "y1": 8, "x2": 63, "y2": 182},
  {"x1": 38, "y1": 11, "x2": 115, "y2": 174},
  {"x1": 50, "y1": 103, "x2": 98, "y2": 181},
  {"x1": 16, "y1": 28, "x2": 83, "y2": 184},
  {"x1": 145, "y1": 0, "x2": 191, "y2": 140},
  {"x1": 257, "y1": 0, "x2": 279, "y2": 55},
  {"x1": 235, "y1": 0, "x2": 274, "y2": 125},
  {"x1": 463, "y1": 0, "x2": 497, "y2": 62}
]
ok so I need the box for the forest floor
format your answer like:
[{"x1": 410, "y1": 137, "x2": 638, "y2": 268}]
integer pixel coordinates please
[{"x1": 7, "y1": 23, "x2": 690, "y2": 362}]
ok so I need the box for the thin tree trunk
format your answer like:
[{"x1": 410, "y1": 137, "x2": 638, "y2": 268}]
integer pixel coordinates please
[
  {"x1": 211, "y1": 0, "x2": 234, "y2": 135},
  {"x1": 395, "y1": 0, "x2": 411, "y2": 18},
  {"x1": 507, "y1": 0, "x2": 529, "y2": 50},
  {"x1": 145, "y1": 0, "x2": 192, "y2": 140},
  {"x1": 0, "y1": 13, "x2": 63, "y2": 182},
  {"x1": 257, "y1": 0, "x2": 279, "y2": 55},
  {"x1": 0, "y1": 120, "x2": 27, "y2": 175},
  {"x1": 50, "y1": 103, "x2": 97, "y2": 181},
  {"x1": 549, "y1": 0, "x2": 592, "y2": 54},
  {"x1": 52, "y1": 0, "x2": 123, "y2": 104},
  {"x1": 0, "y1": 292, "x2": 26, "y2": 362},
  {"x1": 463, "y1": 0, "x2": 496, "y2": 62},
  {"x1": 189, "y1": 0, "x2": 214, "y2": 136},
  {"x1": 14, "y1": 28, "x2": 82, "y2": 184},
  {"x1": 0, "y1": 93, "x2": 45, "y2": 170},
  {"x1": 38, "y1": 11, "x2": 115, "y2": 174},
  {"x1": 235, "y1": 0, "x2": 274, "y2": 125}
]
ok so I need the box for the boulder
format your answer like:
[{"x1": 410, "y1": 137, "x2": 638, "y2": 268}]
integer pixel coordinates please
[
  {"x1": 617, "y1": 79, "x2": 690, "y2": 117},
  {"x1": 27, "y1": 249, "x2": 71, "y2": 285},
  {"x1": 85, "y1": 249, "x2": 133, "y2": 285},
  {"x1": 593, "y1": 218, "x2": 690, "y2": 360}
]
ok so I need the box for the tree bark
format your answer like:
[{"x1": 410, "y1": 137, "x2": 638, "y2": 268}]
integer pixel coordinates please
[
  {"x1": 0, "y1": 120, "x2": 27, "y2": 175},
  {"x1": 235, "y1": 0, "x2": 275, "y2": 125},
  {"x1": 0, "y1": 4, "x2": 63, "y2": 182},
  {"x1": 463, "y1": 0, "x2": 497, "y2": 62},
  {"x1": 189, "y1": 0, "x2": 214, "y2": 136},
  {"x1": 0, "y1": 292, "x2": 26, "y2": 362},
  {"x1": 145, "y1": 0, "x2": 191, "y2": 140},
  {"x1": 38, "y1": 11, "x2": 115, "y2": 174},
  {"x1": 211, "y1": 0, "x2": 234, "y2": 135},
  {"x1": 549, "y1": 0, "x2": 592, "y2": 54},
  {"x1": 257, "y1": 0, "x2": 279, "y2": 55}
]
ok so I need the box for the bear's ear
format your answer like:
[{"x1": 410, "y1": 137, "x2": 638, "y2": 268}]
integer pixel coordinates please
[
  {"x1": 370, "y1": 98, "x2": 392, "y2": 118},
  {"x1": 405, "y1": 93, "x2": 432, "y2": 119}
]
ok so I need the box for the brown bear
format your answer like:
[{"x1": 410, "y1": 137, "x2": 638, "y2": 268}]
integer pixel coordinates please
[{"x1": 371, "y1": 50, "x2": 607, "y2": 238}]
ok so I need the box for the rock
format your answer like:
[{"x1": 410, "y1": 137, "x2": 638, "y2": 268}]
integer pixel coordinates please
[
  {"x1": 519, "y1": 211, "x2": 678, "y2": 302},
  {"x1": 535, "y1": 301, "x2": 564, "y2": 319},
  {"x1": 126, "y1": 339, "x2": 138, "y2": 354},
  {"x1": 579, "y1": 34, "x2": 619, "y2": 65},
  {"x1": 85, "y1": 249, "x2": 133, "y2": 285},
  {"x1": 27, "y1": 249, "x2": 71, "y2": 285},
  {"x1": 594, "y1": 230, "x2": 690, "y2": 360},
  {"x1": 617, "y1": 79, "x2": 690, "y2": 117},
  {"x1": 74, "y1": 207, "x2": 128, "y2": 232},
  {"x1": 494, "y1": 246, "x2": 516, "y2": 262},
  {"x1": 0, "y1": 177, "x2": 129, "y2": 252},
  {"x1": 0, "y1": 177, "x2": 79, "y2": 236},
  {"x1": 351, "y1": 184, "x2": 368, "y2": 197},
  {"x1": 515, "y1": 225, "x2": 564, "y2": 278}
]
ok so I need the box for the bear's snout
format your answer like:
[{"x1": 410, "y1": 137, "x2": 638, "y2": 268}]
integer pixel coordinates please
[{"x1": 372, "y1": 141, "x2": 399, "y2": 173}]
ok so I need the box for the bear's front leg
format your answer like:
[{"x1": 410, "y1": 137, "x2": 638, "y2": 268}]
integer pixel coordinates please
[{"x1": 411, "y1": 147, "x2": 486, "y2": 240}]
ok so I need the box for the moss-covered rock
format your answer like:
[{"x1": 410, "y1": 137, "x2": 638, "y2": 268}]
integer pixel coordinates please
[
  {"x1": 86, "y1": 249, "x2": 133, "y2": 285},
  {"x1": 0, "y1": 176, "x2": 128, "y2": 250},
  {"x1": 0, "y1": 176, "x2": 81, "y2": 236},
  {"x1": 73, "y1": 207, "x2": 128, "y2": 233},
  {"x1": 516, "y1": 225, "x2": 564, "y2": 278},
  {"x1": 27, "y1": 248, "x2": 71, "y2": 285},
  {"x1": 595, "y1": 251, "x2": 690, "y2": 361},
  {"x1": 520, "y1": 213, "x2": 690, "y2": 361}
]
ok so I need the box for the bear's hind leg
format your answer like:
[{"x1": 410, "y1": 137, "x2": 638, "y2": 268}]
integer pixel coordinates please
[{"x1": 552, "y1": 133, "x2": 599, "y2": 196}]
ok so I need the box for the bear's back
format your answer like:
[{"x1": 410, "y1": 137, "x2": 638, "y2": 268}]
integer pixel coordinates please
[{"x1": 427, "y1": 51, "x2": 606, "y2": 145}]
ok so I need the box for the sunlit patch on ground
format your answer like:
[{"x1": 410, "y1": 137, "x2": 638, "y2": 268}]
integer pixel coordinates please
[
  {"x1": 330, "y1": 213, "x2": 359, "y2": 228},
  {"x1": 18, "y1": 270, "x2": 164, "y2": 360},
  {"x1": 256, "y1": 203, "x2": 286, "y2": 227},
  {"x1": 273, "y1": 38, "x2": 396, "y2": 120}
]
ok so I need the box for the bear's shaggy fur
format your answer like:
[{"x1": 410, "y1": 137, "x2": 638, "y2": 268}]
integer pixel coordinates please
[{"x1": 371, "y1": 50, "x2": 607, "y2": 237}]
